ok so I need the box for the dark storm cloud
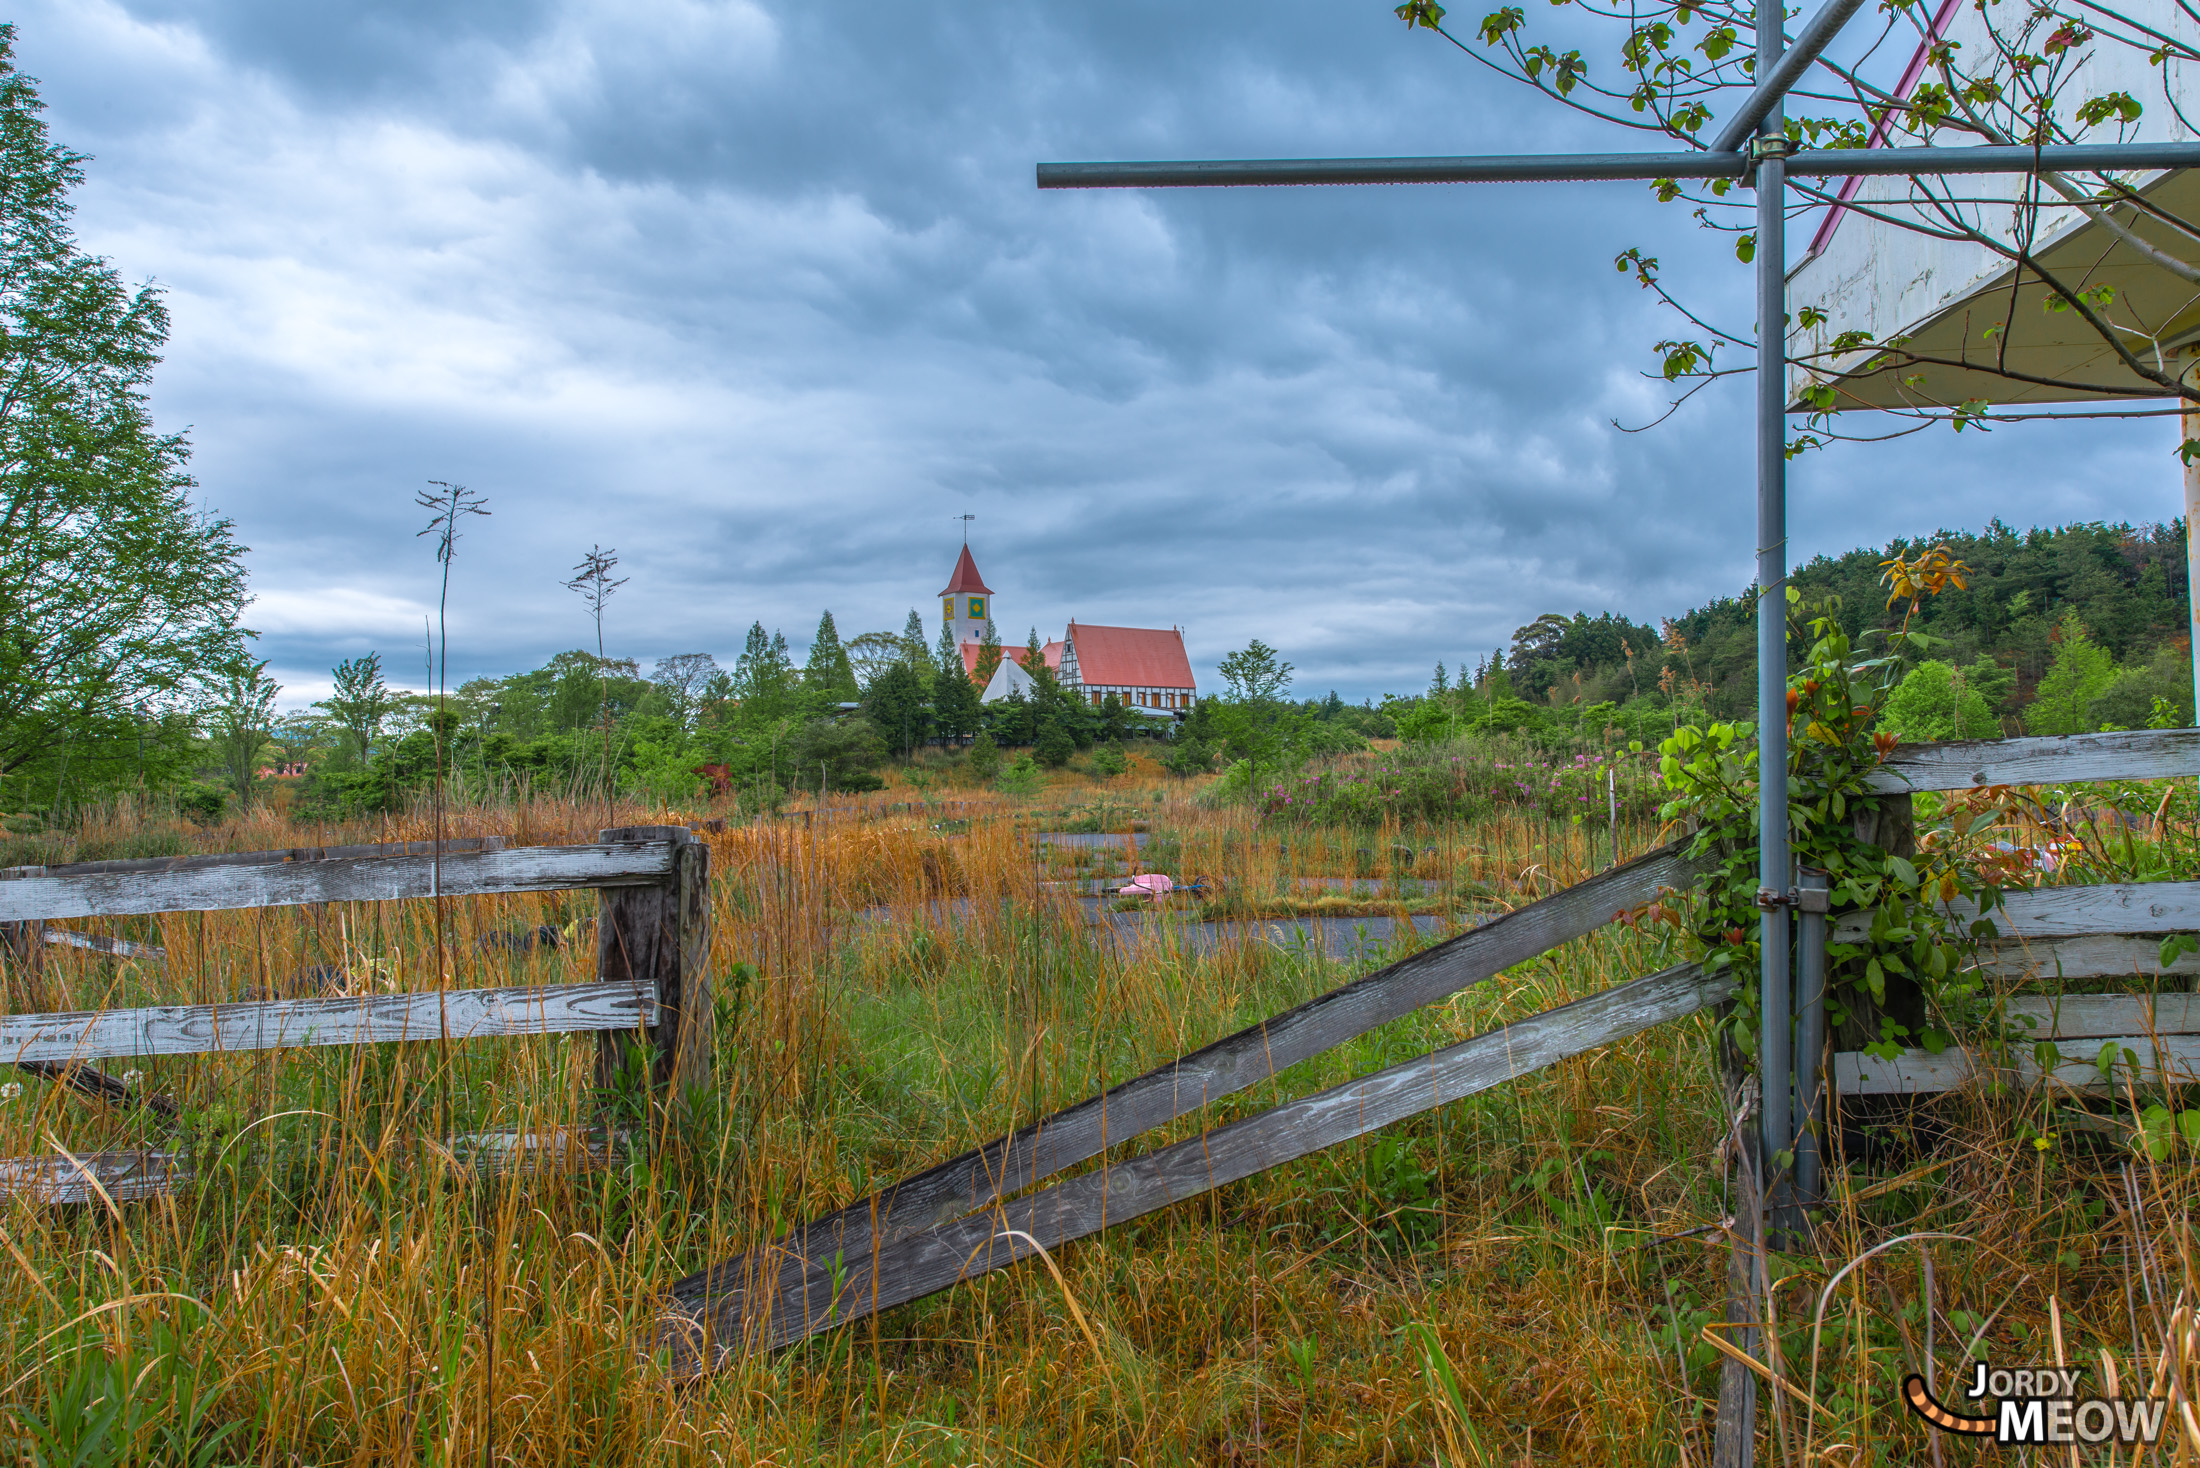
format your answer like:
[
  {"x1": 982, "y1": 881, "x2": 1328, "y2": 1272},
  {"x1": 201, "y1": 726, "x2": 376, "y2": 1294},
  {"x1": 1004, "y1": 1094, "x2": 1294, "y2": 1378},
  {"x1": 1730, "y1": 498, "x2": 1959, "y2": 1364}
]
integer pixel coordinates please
[{"x1": 18, "y1": 1, "x2": 2173, "y2": 706}]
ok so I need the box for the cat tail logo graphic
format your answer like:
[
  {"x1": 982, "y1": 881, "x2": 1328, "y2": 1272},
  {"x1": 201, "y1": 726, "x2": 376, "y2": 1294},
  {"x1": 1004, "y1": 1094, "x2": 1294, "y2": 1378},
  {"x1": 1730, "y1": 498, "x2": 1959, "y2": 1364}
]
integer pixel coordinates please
[{"x1": 1901, "y1": 1375, "x2": 1996, "y2": 1436}]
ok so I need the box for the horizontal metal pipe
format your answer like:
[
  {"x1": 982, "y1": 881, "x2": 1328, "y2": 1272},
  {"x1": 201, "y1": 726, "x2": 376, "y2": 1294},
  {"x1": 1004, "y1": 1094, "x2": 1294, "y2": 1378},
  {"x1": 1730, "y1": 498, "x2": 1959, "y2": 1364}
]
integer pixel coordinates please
[
  {"x1": 1037, "y1": 139, "x2": 2200, "y2": 189},
  {"x1": 1708, "y1": 0, "x2": 1870, "y2": 154}
]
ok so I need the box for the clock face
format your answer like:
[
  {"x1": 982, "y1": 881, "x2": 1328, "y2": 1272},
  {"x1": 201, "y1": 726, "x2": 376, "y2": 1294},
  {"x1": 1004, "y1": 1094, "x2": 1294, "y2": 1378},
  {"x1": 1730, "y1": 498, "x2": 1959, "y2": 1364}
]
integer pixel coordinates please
[
  {"x1": 968, "y1": 597, "x2": 985, "y2": 619},
  {"x1": 943, "y1": 599, "x2": 954, "y2": 625}
]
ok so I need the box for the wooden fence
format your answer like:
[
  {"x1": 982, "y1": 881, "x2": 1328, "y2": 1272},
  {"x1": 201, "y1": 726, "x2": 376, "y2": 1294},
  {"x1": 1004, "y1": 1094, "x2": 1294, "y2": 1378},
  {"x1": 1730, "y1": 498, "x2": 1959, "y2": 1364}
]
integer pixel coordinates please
[
  {"x1": 0, "y1": 824, "x2": 713, "y2": 1202},
  {"x1": 1843, "y1": 727, "x2": 2200, "y2": 1096}
]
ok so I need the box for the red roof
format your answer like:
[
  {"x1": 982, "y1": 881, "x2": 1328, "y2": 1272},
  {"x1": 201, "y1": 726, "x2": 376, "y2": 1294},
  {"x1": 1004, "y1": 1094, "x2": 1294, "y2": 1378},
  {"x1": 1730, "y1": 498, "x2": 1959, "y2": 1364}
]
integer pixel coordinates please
[
  {"x1": 938, "y1": 545, "x2": 993, "y2": 596},
  {"x1": 959, "y1": 640, "x2": 1061, "y2": 678},
  {"x1": 1066, "y1": 623, "x2": 1195, "y2": 690}
]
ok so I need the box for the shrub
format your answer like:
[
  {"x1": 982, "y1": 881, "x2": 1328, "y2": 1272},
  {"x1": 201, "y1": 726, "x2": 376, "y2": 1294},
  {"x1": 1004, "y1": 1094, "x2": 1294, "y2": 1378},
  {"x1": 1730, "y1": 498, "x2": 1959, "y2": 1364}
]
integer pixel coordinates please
[
  {"x1": 1091, "y1": 741, "x2": 1128, "y2": 778},
  {"x1": 996, "y1": 755, "x2": 1042, "y2": 795},
  {"x1": 966, "y1": 732, "x2": 1003, "y2": 780},
  {"x1": 1033, "y1": 719, "x2": 1074, "y2": 768},
  {"x1": 175, "y1": 784, "x2": 226, "y2": 826}
]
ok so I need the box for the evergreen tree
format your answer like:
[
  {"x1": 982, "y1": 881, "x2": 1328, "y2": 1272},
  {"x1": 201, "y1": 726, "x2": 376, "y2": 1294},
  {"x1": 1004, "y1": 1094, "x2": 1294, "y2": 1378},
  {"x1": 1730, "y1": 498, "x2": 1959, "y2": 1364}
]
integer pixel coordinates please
[
  {"x1": 901, "y1": 608, "x2": 930, "y2": 671},
  {"x1": 2025, "y1": 612, "x2": 2120, "y2": 736},
  {"x1": 733, "y1": 622, "x2": 797, "y2": 722},
  {"x1": 933, "y1": 637, "x2": 981, "y2": 742},
  {"x1": 972, "y1": 619, "x2": 1004, "y2": 690},
  {"x1": 863, "y1": 661, "x2": 931, "y2": 757},
  {"x1": 803, "y1": 610, "x2": 858, "y2": 700}
]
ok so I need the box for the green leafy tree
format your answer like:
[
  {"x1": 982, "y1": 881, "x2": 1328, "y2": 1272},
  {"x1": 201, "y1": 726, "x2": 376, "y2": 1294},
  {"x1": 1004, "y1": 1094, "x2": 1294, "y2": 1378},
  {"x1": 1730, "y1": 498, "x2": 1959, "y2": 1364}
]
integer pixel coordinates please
[
  {"x1": 650, "y1": 652, "x2": 721, "y2": 730},
  {"x1": 204, "y1": 659, "x2": 278, "y2": 803},
  {"x1": 2024, "y1": 613, "x2": 2120, "y2": 735},
  {"x1": 318, "y1": 653, "x2": 394, "y2": 765},
  {"x1": 1878, "y1": 661, "x2": 1998, "y2": 744},
  {"x1": 1212, "y1": 639, "x2": 1297, "y2": 796},
  {"x1": 0, "y1": 33, "x2": 250, "y2": 801},
  {"x1": 733, "y1": 622, "x2": 797, "y2": 724}
]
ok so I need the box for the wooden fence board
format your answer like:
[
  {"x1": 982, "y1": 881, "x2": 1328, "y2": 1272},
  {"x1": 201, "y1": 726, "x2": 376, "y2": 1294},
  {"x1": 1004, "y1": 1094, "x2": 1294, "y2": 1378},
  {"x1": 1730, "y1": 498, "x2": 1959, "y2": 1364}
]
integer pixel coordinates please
[
  {"x1": 0, "y1": 841, "x2": 678, "y2": 923},
  {"x1": 1832, "y1": 882, "x2": 2200, "y2": 944},
  {"x1": 1835, "y1": 1033, "x2": 2200, "y2": 1095},
  {"x1": 659, "y1": 841, "x2": 1701, "y2": 1333},
  {"x1": 653, "y1": 961, "x2": 1732, "y2": 1367},
  {"x1": 0, "y1": 979, "x2": 654, "y2": 1063},
  {"x1": 0, "y1": 836, "x2": 507, "y2": 881},
  {"x1": 1863, "y1": 729, "x2": 2200, "y2": 793},
  {"x1": 0, "y1": 1149, "x2": 187, "y2": 1205},
  {"x1": 1972, "y1": 934, "x2": 2200, "y2": 981},
  {"x1": 2001, "y1": 994, "x2": 2200, "y2": 1039}
]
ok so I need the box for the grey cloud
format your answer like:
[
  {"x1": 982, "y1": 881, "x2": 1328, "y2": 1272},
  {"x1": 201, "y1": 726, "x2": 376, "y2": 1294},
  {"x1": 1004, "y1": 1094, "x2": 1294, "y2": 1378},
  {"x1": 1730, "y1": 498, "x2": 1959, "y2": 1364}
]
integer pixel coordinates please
[{"x1": 17, "y1": 0, "x2": 2166, "y2": 707}]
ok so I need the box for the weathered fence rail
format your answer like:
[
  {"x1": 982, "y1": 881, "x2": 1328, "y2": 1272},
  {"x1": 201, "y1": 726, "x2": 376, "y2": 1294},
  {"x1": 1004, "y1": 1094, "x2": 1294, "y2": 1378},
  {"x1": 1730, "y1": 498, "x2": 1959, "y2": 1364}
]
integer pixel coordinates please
[
  {"x1": 1864, "y1": 727, "x2": 2200, "y2": 793},
  {"x1": 0, "y1": 838, "x2": 677, "y2": 923},
  {"x1": 0, "y1": 825, "x2": 711, "y2": 1205}
]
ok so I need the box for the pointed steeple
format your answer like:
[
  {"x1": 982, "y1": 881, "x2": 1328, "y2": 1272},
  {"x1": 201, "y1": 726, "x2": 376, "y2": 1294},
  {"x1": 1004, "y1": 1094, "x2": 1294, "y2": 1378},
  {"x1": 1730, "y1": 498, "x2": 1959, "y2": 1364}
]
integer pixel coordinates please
[
  {"x1": 938, "y1": 544, "x2": 995, "y2": 649},
  {"x1": 938, "y1": 545, "x2": 993, "y2": 596}
]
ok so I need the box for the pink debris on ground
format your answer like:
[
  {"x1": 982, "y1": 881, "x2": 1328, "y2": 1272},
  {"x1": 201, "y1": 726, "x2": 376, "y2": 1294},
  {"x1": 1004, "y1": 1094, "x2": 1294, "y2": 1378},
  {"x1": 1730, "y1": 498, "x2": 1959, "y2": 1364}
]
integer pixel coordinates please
[{"x1": 1118, "y1": 873, "x2": 1174, "y2": 898}]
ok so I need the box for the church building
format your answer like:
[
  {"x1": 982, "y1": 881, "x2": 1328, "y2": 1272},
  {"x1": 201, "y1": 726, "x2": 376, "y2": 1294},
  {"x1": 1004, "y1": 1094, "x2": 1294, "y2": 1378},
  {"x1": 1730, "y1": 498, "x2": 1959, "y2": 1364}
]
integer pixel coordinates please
[{"x1": 938, "y1": 543, "x2": 1196, "y2": 714}]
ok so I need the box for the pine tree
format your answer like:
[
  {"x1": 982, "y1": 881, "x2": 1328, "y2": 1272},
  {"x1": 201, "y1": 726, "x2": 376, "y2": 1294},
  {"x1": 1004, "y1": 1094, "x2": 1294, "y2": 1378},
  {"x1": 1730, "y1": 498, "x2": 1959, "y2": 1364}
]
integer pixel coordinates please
[
  {"x1": 2025, "y1": 612, "x2": 2120, "y2": 736},
  {"x1": 804, "y1": 610, "x2": 858, "y2": 700},
  {"x1": 972, "y1": 619, "x2": 1004, "y2": 691}
]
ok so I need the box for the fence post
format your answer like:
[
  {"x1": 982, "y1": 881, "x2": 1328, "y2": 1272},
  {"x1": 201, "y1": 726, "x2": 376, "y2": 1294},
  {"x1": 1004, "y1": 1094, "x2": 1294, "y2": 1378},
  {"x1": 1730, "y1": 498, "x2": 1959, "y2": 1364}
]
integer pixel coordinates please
[{"x1": 595, "y1": 827, "x2": 714, "y2": 1116}]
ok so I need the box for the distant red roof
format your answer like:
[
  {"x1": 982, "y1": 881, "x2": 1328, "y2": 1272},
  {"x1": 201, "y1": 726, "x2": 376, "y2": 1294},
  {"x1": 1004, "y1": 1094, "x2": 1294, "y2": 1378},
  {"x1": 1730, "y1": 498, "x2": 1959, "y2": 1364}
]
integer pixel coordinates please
[
  {"x1": 938, "y1": 545, "x2": 994, "y2": 596},
  {"x1": 1066, "y1": 623, "x2": 1195, "y2": 690},
  {"x1": 959, "y1": 640, "x2": 1061, "y2": 678}
]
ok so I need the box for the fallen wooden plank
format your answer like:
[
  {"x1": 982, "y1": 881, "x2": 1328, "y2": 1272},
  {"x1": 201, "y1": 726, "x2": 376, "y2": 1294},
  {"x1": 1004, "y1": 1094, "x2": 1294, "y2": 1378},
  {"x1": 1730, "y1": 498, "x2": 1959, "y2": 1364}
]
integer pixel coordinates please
[
  {"x1": 1833, "y1": 882, "x2": 2200, "y2": 944},
  {"x1": 652, "y1": 960, "x2": 1731, "y2": 1367},
  {"x1": 1835, "y1": 1032, "x2": 2200, "y2": 1095},
  {"x1": 1972, "y1": 934, "x2": 2200, "y2": 981},
  {"x1": 658, "y1": 841, "x2": 1702, "y2": 1336},
  {"x1": 0, "y1": 1149, "x2": 188, "y2": 1205},
  {"x1": 0, "y1": 841, "x2": 677, "y2": 923},
  {"x1": 0, "y1": 979, "x2": 654, "y2": 1063},
  {"x1": 42, "y1": 929, "x2": 166, "y2": 962},
  {"x1": 12, "y1": 1060, "x2": 181, "y2": 1119},
  {"x1": 1862, "y1": 729, "x2": 2200, "y2": 793}
]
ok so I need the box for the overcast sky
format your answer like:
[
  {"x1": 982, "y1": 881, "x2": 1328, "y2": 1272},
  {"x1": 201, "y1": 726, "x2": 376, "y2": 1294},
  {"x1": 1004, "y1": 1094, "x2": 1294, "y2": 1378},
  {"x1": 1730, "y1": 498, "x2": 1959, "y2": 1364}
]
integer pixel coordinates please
[{"x1": 24, "y1": 1, "x2": 2180, "y2": 706}]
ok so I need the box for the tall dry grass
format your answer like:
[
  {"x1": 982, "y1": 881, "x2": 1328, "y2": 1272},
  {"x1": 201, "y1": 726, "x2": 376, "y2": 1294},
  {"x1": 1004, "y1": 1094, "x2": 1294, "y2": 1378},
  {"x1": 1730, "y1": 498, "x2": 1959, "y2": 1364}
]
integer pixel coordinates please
[{"x1": 0, "y1": 775, "x2": 2196, "y2": 1464}]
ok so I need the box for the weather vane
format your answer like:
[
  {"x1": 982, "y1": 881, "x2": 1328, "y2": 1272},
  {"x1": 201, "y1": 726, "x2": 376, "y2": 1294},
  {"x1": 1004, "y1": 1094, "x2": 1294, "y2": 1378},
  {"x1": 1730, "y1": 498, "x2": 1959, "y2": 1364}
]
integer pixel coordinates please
[{"x1": 956, "y1": 512, "x2": 976, "y2": 543}]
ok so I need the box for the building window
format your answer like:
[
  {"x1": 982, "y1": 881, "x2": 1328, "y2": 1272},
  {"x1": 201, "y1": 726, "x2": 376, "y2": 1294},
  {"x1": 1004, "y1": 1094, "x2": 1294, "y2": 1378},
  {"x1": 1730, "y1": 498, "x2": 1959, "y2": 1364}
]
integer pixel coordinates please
[{"x1": 968, "y1": 596, "x2": 985, "y2": 619}]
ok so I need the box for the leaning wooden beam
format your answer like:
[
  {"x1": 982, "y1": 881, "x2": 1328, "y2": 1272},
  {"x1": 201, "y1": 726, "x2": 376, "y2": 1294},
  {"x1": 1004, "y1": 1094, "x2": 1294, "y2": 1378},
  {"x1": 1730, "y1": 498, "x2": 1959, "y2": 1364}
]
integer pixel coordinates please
[
  {"x1": 653, "y1": 961, "x2": 1731, "y2": 1368},
  {"x1": 1863, "y1": 728, "x2": 2200, "y2": 793},
  {"x1": 659, "y1": 841, "x2": 1701, "y2": 1331},
  {"x1": 0, "y1": 840, "x2": 678, "y2": 923},
  {"x1": 1833, "y1": 882, "x2": 2200, "y2": 944},
  {"x1": 0, "y1": 979, "x2": 654, "y2": 1063},
  {"x1": 0, "y1": 1149, "x2": 187, "y2": 1205}
]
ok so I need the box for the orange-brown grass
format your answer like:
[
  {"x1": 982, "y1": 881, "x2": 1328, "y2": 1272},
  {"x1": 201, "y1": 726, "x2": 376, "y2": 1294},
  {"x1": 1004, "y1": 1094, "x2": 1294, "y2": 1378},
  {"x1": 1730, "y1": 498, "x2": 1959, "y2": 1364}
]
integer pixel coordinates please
[{"x1": 2, "y1": 776, "x2": 2197, "y2": 1464}]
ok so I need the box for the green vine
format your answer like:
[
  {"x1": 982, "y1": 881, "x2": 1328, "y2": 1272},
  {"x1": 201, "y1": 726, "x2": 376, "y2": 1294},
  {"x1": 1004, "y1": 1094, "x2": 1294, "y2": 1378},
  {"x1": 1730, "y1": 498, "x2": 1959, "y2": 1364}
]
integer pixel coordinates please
[{"x1": 1655, "y1": 584, "x2": 2005, "y2": 1070}]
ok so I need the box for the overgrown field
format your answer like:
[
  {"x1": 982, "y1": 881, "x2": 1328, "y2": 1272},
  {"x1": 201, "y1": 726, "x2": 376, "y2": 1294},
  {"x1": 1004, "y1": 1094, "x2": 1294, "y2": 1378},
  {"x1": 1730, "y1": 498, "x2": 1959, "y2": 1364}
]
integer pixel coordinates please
[{"x1": 3, "y1": 759, "x2": 2199, "y2": 1466}]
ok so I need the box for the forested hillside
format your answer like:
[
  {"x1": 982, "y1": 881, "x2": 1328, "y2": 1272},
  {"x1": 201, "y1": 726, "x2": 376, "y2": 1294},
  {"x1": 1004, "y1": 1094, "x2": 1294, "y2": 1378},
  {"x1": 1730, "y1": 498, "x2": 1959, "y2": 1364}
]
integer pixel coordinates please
[{"x1": 1413, "y1": 520, "x2": 2194, "y2": 743}]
